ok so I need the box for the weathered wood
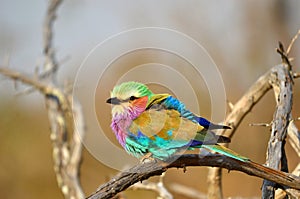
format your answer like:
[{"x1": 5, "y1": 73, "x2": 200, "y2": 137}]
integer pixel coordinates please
[
  {"x1": 87, "y1": 155, "x2": 300, "y2": 199},
  {"x1": 262, "y1": 57, "x2": 294, "y2": 197}
]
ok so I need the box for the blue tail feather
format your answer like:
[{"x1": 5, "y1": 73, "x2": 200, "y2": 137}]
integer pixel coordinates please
[{"x1": 195, "y1": 117, "x2": 231, "y2": 130}]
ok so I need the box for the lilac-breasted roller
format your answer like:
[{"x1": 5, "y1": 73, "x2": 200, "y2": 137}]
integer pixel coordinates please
[
  {"x1": 106, "y1": 82, "x2": 291, "y2": 191},
  {"x1": 105, "y1": 81, "x2": 293, "y2": 182},
  {"x1": 106, "y1": 81, "x2": 246, "y2": 161}
]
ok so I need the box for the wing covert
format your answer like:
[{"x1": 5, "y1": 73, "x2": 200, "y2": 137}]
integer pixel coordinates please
[{"x1": 129, "y1": 108, "x2": 204, "y2": 143}]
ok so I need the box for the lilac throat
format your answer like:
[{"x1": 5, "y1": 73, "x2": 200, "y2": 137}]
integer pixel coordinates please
[{"x1": 110, "y1": 106, "x2": 144, "y2": 147}]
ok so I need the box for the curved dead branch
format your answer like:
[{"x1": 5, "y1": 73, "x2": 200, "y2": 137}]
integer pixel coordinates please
[{"x1": 87, "y1": 155, "x2": 300, "y2": 199}]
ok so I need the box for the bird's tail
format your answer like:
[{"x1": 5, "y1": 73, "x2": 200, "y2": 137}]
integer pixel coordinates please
[
  {"x1": 196, "y1": 117, "x2": 231, "y2": 130},
  {"x1": 202, "y1": 144, "x2": 294, "y2": 182},
  {"x1": 202, "y1": 144, "x2": 249, "y2": 162}
]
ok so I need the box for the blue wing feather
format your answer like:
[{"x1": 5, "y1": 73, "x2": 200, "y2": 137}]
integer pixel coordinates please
[
  {"x1": 195, "y1": 117, "x2": 231, "y2": 130},
  {"x1": 161, "y1": 96, "x2": 197, "y2": 122},
  {"x1": 161, "y1": 96, "x2": 230, "y2": 129}
]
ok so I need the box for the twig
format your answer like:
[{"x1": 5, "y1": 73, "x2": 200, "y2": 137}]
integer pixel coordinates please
[
  {"x1": 287, "y1": 29, "x2": 300, "y2": 55},
  {"x1": 287, "y1": 121, "x2": 300, "y2": 156},
  {"x1": 116, "y1": 185, "x2": 263, "y2": 199},
  {"x1": 170, "y1": 183, "x2": 261, "y2": 199},
  {"x1": 249, "y1": 123, "x2": 271, "y2": 127},
  {"x1": 42, "y1": 0, "x2": 62, "y2": 79},
  {"x1": 131, "y1": 173, "x2": 172, "y2": 199},
  {"x1": 293, "y1": 72, "x2": 300, "y2": 78},
  {"x1": 169, "y1": 183, "x2": 207, "y2": 199},
  {"x1": 227, "y1": 100, "x2": 234, "y2": 112},
  {"x1": 0, "y1": 67, "x2": 50, "y2": 92},
  {"x1": 0, "y1": 67, "x2": 71, "y2": 117},
  {"x1": 86, "y1": 154, "x2": 300, "y2": 199}
]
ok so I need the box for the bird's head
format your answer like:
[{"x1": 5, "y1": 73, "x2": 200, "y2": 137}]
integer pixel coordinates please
[{"x1": 106, "y1": 81, "x2": 153, "y2": 117}]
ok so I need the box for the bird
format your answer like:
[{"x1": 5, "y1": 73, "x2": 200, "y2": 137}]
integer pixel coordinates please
[
  {"x1": 106, "y1": 81, "x2": 245, "y2": 160},
  {"x1": 106, "y1": 81, "x2": 293, "y2": 181}
]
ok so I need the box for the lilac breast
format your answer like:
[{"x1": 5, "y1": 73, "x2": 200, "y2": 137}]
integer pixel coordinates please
[{"x1": 110, "y1": 106, "x2": 144, "y2": 147}]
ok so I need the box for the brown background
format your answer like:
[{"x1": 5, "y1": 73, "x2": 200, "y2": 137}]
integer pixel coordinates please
[{"x1": 1, "y1": 1, "x2": 300, "y2": 198}]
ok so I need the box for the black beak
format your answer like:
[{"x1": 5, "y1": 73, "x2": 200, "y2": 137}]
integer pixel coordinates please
[{"x1": 106, "y1": 97, "x2": 121, "y2": 105}]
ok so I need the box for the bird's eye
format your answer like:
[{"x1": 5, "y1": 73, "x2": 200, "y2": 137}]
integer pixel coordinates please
[{"x1": 129, "y1": 96, "x2": 138, "y2": 101}]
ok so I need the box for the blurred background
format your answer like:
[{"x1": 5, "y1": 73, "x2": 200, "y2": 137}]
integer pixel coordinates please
[{"x1": 1, "y1": 0, "x2": 300, "y2": 198}]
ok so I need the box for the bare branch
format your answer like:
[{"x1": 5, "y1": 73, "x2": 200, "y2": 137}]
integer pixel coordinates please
[
  {"x1": 287, "y1": 121, "x2": 300, "y2": 156},
  {"x1": 293, "y1": 72, "x2": 300, "y2": 78},
  {"x1": 130, "y1": 173, "x2": 172, "y2": 199},
  {"x1": 262, "y1": 44, "x2": 294, "y2": 198},
  {"x1": 170, "y1": 183, "x2": 261, "y2": 199},
  {"x1": 0, "y1": 65, "x2": 85, "y2": 199},
  {"x1": 222, "y1": 70, "x2": 272, "y2": 137},
  {"x1": 249, "y1": 122, "x2": 271, "y2": 127},
  {"x1": 227, "y1": 100, "x2": 234, "y2": 112},
  {"x1": 273, "y1": 122, "x2": 300, "y2": 198},
  {"x1": 0, "y1": 67, "x2": 50, "y2": 92},
  {"x1": 87, "y1": 154, "x2": 300, "y2": 199},
  {"x1": 41, "y1": 0, "x2": 85, "y2": 198},
  {"x1": 287, "y1": 29, "x2": 300, "y2": 55},
  {"x1": 169, "y1": 183, "x2": 207, "y2": 199},
  {"x1": 43, "y1": 0, "x2": 62, "y2": 78},
  {"x1": 207, "y1": 168, "x2": 223, "y2": 199}
]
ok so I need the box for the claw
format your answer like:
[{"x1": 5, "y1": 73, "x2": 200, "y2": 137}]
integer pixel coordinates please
[{"x1": 140, "y1": 152, "x2": 155, "y2": 163}]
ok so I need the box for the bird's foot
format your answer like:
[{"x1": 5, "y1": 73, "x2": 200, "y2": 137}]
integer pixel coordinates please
[{"x1": 140, "y1": 152, "x2": 155, "y2": 163}]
